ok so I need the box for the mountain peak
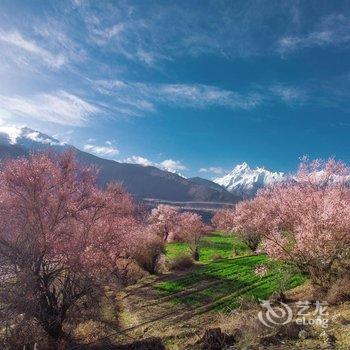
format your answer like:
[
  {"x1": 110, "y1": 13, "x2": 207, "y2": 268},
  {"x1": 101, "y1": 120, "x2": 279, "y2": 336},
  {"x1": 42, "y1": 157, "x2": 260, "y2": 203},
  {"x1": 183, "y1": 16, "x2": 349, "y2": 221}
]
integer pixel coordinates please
[
  {"x1": 214, "y1": 163, "x2": 284, "y2": 198},
  {"x1": 0, "y1": 125, "x2": 61, "y2": 146},
  {"x1": 231, "y1": 162, "x2": 250, "y2": 173},
  {"x1": 20, "y1": 127, "x2": 61, "y2": 146}
]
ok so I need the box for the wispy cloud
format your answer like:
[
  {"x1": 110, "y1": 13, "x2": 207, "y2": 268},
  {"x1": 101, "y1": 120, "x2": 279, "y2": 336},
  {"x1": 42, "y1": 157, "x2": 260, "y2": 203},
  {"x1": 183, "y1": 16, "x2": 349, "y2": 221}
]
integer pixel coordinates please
[
  {"x1": 76, "y1": 0, "x2": 304, "y2": 64},
  {"x1": 0, "y1": 90, "x2": 100, "y2": 126},
  {"x1": 91, "y1": 23, "x2": 125, "y2": 43},
  {"x1": 269, "y1": 84, "x2": 306, "y2": 104},
  {"x1": 155, "y1": 84, "x2": 262, "y2": 109},
  {"x1": 94, "y1": 79, "x2": 263, "y2": 116},
  {"x1": 199, "y1": 167, "x2": 225, "y2": 175},
  {"x1": 277, "y1": 14, "x2": 350, "y2": 54},
  {"x1": 0, "y1": 29, "x2": 65, "y2": 68},
  {"x1": 95, "y1": 78, "x2": 312, "y2": 116}
]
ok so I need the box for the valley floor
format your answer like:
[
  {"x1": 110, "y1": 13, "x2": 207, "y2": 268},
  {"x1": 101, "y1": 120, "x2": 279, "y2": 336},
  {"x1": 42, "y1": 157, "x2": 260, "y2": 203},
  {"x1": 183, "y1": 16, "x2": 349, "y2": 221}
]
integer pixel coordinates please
[{"x1": 71, "y1": 233, "x2": 350, "y2": 349}]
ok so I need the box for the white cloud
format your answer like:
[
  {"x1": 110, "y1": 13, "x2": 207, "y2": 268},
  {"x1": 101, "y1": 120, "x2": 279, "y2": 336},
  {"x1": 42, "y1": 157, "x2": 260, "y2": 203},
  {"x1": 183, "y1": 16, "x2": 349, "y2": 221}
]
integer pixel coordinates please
[
  {"x1": 160, "y1": 159, "x2": 186, "y2": 172},
  {"x1": 124, "y1": 155, "x2": 186, "y2": 174},
  {"x1": 33, "y1": 20, "x2": 87, "y2": 64},
  {"x1": 270, "y1": 85, "x2": 306, "y2": 104},
  {"x1": 125, "y1": 155, "x2": 153, "y2": 167},
  {"x1": 0, "y1": 90, "x2": 100, "y2": 126},
  {"x1": 99, "y1": 23, "x2": 125, "y2": 41},
  {"x1": 90, "y1": 23, "x2": 125, "y2": 44},
  {"x1": 78, "y1": 1, "x2": 305, "y2": 63},
  {"x1": 125, "y1": 155, "x2": 187, "y2": 174},
  {"x1": 199, "y1": 167, "x2": 224, "y2": 175},
  {"x1": 0, "y1": 29, "x2": 65, "y2": 68},
  {"x1": 84, "y1": 143, "x2": 119, "y2": 157},
  {"x1": 277, "y1": 14, "x2": 350, "y2": 54},
  {"x1": 156, "y1": 84, "x2": 262, "y2": 109},
  {"x1": 0, "y1": 124, "x2": 23, "y2": 144},
  {"x1": 94, "y1": 80, "x2": 263, "y2": 117},
  {"x1": 25, "y1": 131, "x2": 60, "y2": 145},
  {"x1": 278, "y1": 32, "x2": 332, "y2": 54}
]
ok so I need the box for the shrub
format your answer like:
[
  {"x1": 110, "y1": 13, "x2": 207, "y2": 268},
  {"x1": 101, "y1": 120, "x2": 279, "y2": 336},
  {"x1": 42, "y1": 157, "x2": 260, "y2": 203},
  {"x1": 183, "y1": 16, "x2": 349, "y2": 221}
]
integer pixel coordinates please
[
  {"x1": 73, "y1": 320, "x2": 110, "y2": 344},
  {"x1": 134, "y1": 233, "x2": 165, "y2": 274},
  {"x1": 325, "y1": 275, "x2": 350, "y2": 305},
  {"x1": 169, "y1": 254, "x2": 194, "y2": 271},
  {"x1": 0, "y1": 318, "x2": 55, "y2": 350},
  {"x1": 111, "y1": 259, "x2": 148, "y2": 287}
]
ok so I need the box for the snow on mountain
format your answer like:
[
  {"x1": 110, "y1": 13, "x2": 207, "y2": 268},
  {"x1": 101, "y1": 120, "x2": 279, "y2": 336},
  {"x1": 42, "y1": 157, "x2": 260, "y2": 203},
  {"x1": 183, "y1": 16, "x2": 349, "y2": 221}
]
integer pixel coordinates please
[
  {"x1": 0, "y1": 125, "x2": 63, "y2": 148},
  {"x1": 213, "y1": 162, "x2": 284, "y2": 198}
]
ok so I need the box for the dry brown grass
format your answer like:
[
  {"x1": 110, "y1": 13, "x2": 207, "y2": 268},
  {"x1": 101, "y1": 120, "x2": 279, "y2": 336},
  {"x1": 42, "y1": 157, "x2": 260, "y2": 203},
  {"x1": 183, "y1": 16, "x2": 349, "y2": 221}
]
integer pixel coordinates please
[
  {"x1": 326, "y1": 276, "x2": 350, "y2": 305},
  {"x1": 168, "y1": 254, "x2": 194, "y2": 271}
]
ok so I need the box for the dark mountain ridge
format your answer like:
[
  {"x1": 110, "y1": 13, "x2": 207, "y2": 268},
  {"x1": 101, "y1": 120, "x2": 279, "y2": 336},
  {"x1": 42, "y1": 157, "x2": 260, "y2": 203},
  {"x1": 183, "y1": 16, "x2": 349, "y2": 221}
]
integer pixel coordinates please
[{"x1": 0, "y1": 127, "x2": 240, "y2": 204}]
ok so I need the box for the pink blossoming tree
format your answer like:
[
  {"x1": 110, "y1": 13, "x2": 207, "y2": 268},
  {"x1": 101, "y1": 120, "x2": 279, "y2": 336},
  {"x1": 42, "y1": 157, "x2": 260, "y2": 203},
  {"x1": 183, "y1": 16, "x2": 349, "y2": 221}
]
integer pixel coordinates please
[
  {"x1": 148, "y1": 204, "x2": 180, "y2": 242},
  {"x1": 230, "y1": 158, "x2": 350, "y2": 296},
  {"x1": 176, "y1": 212, "x2": 209, "y2": 261},
  {"x1": 212, "y1": 207, "x2": 261, "y2": 251},
  {"x1": 0, "y1": 152, "x2": 140, "y2": 340},
  {"x1": 148, "y1": 205, "x2": 208, "y2": 261}
]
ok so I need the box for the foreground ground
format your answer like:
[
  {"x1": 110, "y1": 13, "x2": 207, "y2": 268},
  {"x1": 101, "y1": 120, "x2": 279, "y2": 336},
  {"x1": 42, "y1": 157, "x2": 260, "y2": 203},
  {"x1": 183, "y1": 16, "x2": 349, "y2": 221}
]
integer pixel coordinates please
[{"x1": 69, "y1": 233, "x2": 350, "y2": 349}]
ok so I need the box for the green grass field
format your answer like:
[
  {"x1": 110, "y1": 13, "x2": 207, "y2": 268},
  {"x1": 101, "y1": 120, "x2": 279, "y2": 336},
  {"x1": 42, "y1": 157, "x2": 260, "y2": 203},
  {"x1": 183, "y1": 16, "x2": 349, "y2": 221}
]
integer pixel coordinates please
[
  {"x1": 165, "y1": 231, "x2": 250, "y2": 263},
  {"x1": 158, "y1": 232, "x2": 305, "y2": 311}
]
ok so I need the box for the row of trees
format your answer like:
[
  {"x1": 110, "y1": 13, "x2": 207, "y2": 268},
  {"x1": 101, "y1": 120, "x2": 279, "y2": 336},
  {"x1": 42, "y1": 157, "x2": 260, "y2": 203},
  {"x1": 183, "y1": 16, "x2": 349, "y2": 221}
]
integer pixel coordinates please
[
  {"x1": 0, "y1": 152, "x2": 207, "y2": 342},
  {"x1": 213, "y1": 158, "x2": 350, "y2": 299}
]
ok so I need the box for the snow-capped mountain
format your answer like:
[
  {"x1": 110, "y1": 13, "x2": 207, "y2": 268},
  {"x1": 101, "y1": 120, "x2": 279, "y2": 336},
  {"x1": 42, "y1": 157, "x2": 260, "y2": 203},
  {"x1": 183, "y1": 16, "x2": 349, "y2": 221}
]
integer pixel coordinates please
[
  {"x1": 0, "y1": 125, "x2": 64, "y2": 149},
  {"x1": 214, "y1": 162, "x2": 284, "y2": 198}
]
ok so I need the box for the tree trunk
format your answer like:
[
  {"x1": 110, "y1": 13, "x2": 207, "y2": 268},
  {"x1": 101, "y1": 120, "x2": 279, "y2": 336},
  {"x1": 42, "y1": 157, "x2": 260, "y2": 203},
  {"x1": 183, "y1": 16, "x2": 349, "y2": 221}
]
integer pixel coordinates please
[
  {"x1": 41, "y1": 316, "x2": 65, "y2": 341},
  {"x1": 38, "y1": 293, "x2": 67, "y2": 341},
  {"x1": 193, "y1": 247, "x2": 200, "y2": 261}
]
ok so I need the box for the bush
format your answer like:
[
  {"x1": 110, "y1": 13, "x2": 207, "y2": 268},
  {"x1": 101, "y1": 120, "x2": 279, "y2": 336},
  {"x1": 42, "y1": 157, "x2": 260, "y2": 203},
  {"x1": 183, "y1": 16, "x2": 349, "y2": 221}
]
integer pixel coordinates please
[
  {"x1": 73, "y1": 320, "x2": 110, "y2": 344},
  {"x1": 325, "y1": 275, "x2": 350, "y2": 305},
  {"x1": 112, "y1": 259, "x2": 148, "y2": 287},
  {"x1": 134, "y1": 234, "x2": 165, "y2": 274},
  {"x1": 169, "y1": 254, "x2": 194, "y2": 271},
  {"x1": 0, "y1": 318, "x2": 55, "y2": 350}
]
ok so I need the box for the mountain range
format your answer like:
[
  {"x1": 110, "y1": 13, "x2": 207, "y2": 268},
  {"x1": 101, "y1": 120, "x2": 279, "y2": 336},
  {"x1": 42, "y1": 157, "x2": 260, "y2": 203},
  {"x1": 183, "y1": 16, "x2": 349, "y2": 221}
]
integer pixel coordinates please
[
  {"x1": 0, "y1": 126, "x2": 285, "y2": 202},
  {"x1": 0, "y1": 126, "x2": 239, "y2": 204}
]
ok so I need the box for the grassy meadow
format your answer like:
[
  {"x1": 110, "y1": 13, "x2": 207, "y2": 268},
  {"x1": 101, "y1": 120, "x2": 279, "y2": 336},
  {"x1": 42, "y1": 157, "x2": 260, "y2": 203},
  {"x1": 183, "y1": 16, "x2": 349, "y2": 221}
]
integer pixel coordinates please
[
  {"x1": 115, "y1": 232, "x2": 311, "y2": 349},
  {"x1": 158, "y1": 232, "x2": 305, "y2": 311}
]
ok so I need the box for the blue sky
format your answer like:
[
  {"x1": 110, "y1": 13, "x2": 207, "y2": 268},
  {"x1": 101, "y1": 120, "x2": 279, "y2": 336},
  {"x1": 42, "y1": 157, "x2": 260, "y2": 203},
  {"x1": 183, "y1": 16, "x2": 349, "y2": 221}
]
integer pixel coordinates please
[{"x1": 1, "y1": 0, "x2": 350, "y2": 177}]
